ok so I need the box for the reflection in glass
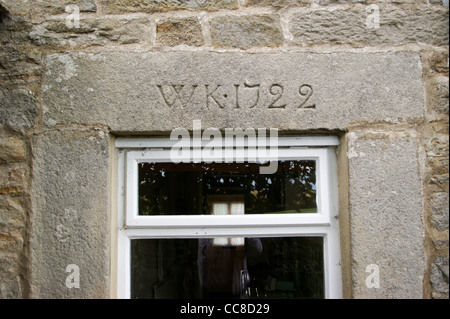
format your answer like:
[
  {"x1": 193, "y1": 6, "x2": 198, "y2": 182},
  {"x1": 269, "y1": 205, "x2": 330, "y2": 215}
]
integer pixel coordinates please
[
  {"x1": 131, "y1": 237, "x2": 324, "y2": 299},
  {"x1": 138, "y1": 161, "x2": 317, "y2": 216}
]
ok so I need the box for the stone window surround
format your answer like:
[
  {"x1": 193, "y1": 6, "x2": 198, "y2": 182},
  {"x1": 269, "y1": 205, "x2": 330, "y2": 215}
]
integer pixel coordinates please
[
  {"x1": 114, "y1": 136, "x2": 343, "y2": 299},
  {"x1": 29, "y1": 51, "x2": 426, "y2": 299}
]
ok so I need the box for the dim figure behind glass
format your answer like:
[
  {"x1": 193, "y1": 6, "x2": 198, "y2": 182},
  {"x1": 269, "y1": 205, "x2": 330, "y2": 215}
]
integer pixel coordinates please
[{"x1": 198, "y1": 238, "x2": 263, "y2": 298}]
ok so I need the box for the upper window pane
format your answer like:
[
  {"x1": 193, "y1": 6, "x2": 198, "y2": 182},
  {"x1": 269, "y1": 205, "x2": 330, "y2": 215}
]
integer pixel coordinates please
[{"x1": 138, "y1": 161, "x2": 317, "y2": 216}]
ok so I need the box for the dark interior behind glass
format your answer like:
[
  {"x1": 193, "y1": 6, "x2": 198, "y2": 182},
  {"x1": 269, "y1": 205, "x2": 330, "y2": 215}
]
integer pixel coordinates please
[
  {"x1": 134, "y1": 161, "x2": 323, "y2": 299},
  {"x1": 131, "y1": 237, "x2": 324, "y2": 299}
]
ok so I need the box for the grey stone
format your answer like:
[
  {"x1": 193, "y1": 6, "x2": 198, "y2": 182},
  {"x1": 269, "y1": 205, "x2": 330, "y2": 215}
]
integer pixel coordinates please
[
  {"x1": 30, "y1": 129, "x2": 110, "y2": 298},
  {"x1": 39, "y1": 0, "x2": 97, "y2": 15},
  {"x1": 430, "y1": 192, "x2": 449, "y2": 231},
  {"x1": 0, "y1": 0, "x2": 30, "y2": 16},
  {"x1": 100, "y1": 0, "x2": 238, "y2": 13},
  {"x1": 0, "y1": 275, "x2": 21, "y2": 299},
  {"x1": 42, "y1": 52, "x2": 424, "y2": 132},
  {"x1": 428, "y1": 75, "x2": 449, "y2": 115},
  {"x1": 28, "y1": 17, "x2": 152, "y2": 48},
  {"x1": 210, "y1": 15, "x2": 284, "y2": 49},
  {"x1": 0, "y1": 138, "x2": 26, "y2": 164},
  {"x1": 347, "y1": 130, "x2": 424, "y2": 298},
  {"x1": 246, "y1": 0, "x2": 312, "y2": 7},
  {"x1": 0, "y1": 45, "x2": 42, "y2": 82},
  {"x1": 431, "y1": 256, "x2": 449, "y2": 299},
  {"x1": 290, "y1": 4, "x2": 449, "y2": 46},
  {"x1": 0, "y1": 88, "x2": 37, "y2": 131}
]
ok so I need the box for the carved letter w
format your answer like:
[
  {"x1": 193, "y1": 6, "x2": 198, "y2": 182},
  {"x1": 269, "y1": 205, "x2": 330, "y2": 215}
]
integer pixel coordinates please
[{"x1": 157, "y1": 85, "x2": 198, "y2": 108}]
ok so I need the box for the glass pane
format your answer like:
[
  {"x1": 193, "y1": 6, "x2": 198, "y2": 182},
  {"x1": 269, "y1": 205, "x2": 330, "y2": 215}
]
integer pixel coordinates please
[
  {"x1": 138, "y1": 161, "x2": 317, "y2": 216},
  {"x1": 131, "y1": 237, "x2": 324, "y2": 299}
]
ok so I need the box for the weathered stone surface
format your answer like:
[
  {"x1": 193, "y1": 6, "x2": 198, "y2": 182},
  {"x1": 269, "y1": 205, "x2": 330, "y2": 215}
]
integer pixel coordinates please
[
  {"x1": 0, "y1": 45, "x2": 42, "y2": 82},
  {"x1": 428, "y1": 75, "x2": 449, "y2": 115},
  {"x1": 246, "y1": 0, "x2": 311, "y2": 7},
  {"x1": 0, "y1": 275, "x2": 21, "y2": 299},
  {"x1": 100, "y1": 0, "x2": 238, "y2": 13},
  {"x1": 426, "y1": 50, "x2": 449, "y2": 74},
  {"x1": 0, "y1": 186, "x2": 22, "y2": 196},
  {"x1": 0, "y1": 166, "x2": 26, "y2": 188},
  {"x1": 431, "y1": 256, "x2": 449, "y2": 299},
  {"x1": 30, "y1": 129, "x2": 110, "y2": 298},
  {"x1": 0, "y1": 195, "x2": 24, "y2": 214},
  {"x1": 0, "y1": 88, "x2": 37, "y2": 131},
  {"x1": 157, "y1": 17, "x2": 204, "y2": 47},
  {"x1": 318, "y1": 0, "x2": 433, "y2": 4},
  {"x1": 210, "y1": 15, "x2": 284, "y2": 49},
  {"x1": 28, "y1": 17, "x2": 152, "y2": 48},
  {"x1": 0, "y1": 0, "x2": 30, "y2": 16},
  {"x1": 0, "y1": 231, "x2": 22, "y2": 252},
  {"x1": 430, "y1": 192, "x2": 449, "y2": 231},
  {"x1": 0, "y1": 138, "x2": 26, "y2": 164},
  {"x1": 425, "y1": 134, "x2": 449, "y2": 180},
  {"x1": 37, "y1": 0, "x2": 97, "y2": 15},
  {"x1": 290, "y1": 4, "x2": 449, "y2": 46},
  {"x1": 42, "y1": 52, "x2": 424, "y2": 132},
  {"x1": 347, "y1": 130, "x2": 424, "y2": 298}
]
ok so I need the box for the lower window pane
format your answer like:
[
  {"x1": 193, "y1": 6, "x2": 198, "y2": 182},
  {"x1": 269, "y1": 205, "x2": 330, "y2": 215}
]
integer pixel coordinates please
[{"x1": 131, "y1": 237, "x2": 324, "y2": 299}]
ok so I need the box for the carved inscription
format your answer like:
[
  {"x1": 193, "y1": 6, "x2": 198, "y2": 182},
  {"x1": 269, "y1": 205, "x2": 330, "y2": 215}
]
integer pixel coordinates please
[
  {"x1": 268, "y1": 84, "x2": 286, "y2": 109},
  {"x1": 156, "y1": 83, "x2": 315, "y2": 109},
  {"x1": 156, "y1": 84, "x2": 198, "y2": 108},
  {"x1": 235, "y1": 82, "x2": 260, "y2": 109},
  {"x1": 298, "y1": 84, "x2": 315, "y2": 109}
]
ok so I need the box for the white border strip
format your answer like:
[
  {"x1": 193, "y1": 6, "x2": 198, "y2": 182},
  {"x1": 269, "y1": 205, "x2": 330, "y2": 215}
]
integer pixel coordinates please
[{"x1": 115, "y1": 136, "x2": 339, "y2": 149}]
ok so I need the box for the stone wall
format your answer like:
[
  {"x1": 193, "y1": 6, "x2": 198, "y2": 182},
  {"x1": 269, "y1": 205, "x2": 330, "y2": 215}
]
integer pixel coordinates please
[{"x1": 0, "y1": 0, "x2": 448, "y2": 299}]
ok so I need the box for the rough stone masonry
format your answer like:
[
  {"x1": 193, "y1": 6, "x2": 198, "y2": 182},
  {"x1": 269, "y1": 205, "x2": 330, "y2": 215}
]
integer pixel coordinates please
[{"x1": 0, "y1": 0, "x2": 448, "y2": 299}]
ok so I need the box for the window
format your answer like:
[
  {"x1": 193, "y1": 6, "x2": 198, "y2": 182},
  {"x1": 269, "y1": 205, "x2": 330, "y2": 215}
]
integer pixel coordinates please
[{"x1": 115, "y1": 136, "x2": 342, "y2": 299}]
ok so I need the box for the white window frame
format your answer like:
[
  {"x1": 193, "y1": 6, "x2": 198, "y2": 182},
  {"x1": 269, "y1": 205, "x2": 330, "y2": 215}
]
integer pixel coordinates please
[{"x1": 115, "y1": 136, "x2": 342, "y2": 299}]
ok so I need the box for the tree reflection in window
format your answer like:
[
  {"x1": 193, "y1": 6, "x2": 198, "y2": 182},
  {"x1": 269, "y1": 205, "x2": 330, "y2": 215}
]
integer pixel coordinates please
[{"x1": 138, "y1": 161, "x2": 317, "y2": 216}]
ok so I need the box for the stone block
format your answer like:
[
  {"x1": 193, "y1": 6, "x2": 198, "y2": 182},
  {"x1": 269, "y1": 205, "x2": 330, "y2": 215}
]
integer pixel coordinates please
[
  {"x1": 210, "y1": 15, "x2": 284, "y2": 49},
  {"x1": 157, "y1": 17, "x2": 204, "y2": 47},
  {"x1": 0, "y1": 275, "x2": 21, "y2": 299},
  {"x1": 0, "y1": 0, "x2": 30, "y2": 16},
  {"x1": 246, "y1": 0, "x2": 312, "y2": 8},
  {"x1": 28, "y1": 17, "x2": 152, "y2": 48},
  {"x1": 431, "y1": 256, "x2": 449, "y2": 299},
  {"x1": 428, "y1": 75, "x2": 449, "y2": 115},
  {"x1": 425, "y1": 135, "x2": 449, "y2": 177},
  {"x1": 318, "y1": 0, "x2": 431, "y2": 4},
  {"x1": 0, "y1": 186, "x2": 22, "y2": 196},
  {"x1": 42, "y1": 52, "x2": 424, "y2": 133},
  {"x1": 0, "y1": 88, "x2": 37, "y2": 131},
  {"x1": 0, "y1": 138, "x2": 26, "y2": 164},
  {"x1": 0, "y1": 166, "x2": 26, "y2": 187},
  {"x1": 38, "y1": 0, "x2": 97, "y2": 15},
  {"x1": 427, "y1": 50, "x2": 449, "y2": 74},
  {"x1": 0, "y1": 45, "x2": 42, "y2": 82},
  {"x1": 430, "y1": 192, "x2": 449, "y2": 231},
  {"x1": 0, "y1": 231, "x2": 22, "y2": 252},
  {"x1": 30, "y1": 129, "x2": 110, "y2": 298},
  {"x1": 290, "y1": 4, "x2": 449, "y2": 46},
  {"x1": 0, "y1": 195, "x2": 24, "y2": 214},
  {"x1": 100, "y1": 0, "x2": 238, "y2": 13},
  {"x1": 347, "y1": 130, "x2": 424, "y2": 298}
]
